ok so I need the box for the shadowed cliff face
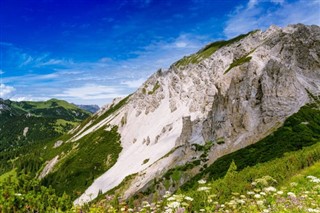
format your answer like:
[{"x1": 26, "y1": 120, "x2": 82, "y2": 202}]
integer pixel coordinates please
[{"x1": 203, "y1": 25, "x2": 320, "y2": 153}]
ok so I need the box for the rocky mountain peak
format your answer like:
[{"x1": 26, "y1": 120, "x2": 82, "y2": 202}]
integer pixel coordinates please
[{"x1": 67, "y1": 24, "x2": 320, "y2": 204}]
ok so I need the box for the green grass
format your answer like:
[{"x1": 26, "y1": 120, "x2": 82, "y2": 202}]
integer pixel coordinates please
[
  {"x1": 148, "y1": 81, "x2": 160, "y2": 95},
  {"x1": 0, "y1": 169, "x2": 17, "y2": 183},
  {"x1": 142, "y1": 158, "x2": 150, "y2": 164},
  {"x1": 42, "y1": 126, "x2": 122, "y2": 199},
  {"x1": 14, "y1": 99, "x2": 79, "y2": 110},
  {"x1": 224, "y1": 55, "x2": 252, "y2": 74},
  {"x1": 174, "y1": 31, "x2": 256, "y2": 68},
  {"x1": 79, "y1": 95, "x2": 130, "y2": 134}
]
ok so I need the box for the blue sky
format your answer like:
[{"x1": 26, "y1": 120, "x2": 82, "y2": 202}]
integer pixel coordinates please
[{"x1": 0, "y1": 0, "x2": 319, "y2": 106}]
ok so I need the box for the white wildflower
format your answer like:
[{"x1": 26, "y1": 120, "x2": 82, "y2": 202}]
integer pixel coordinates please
[
  {"x1": 277, "y1": 190, "x2": 284, "y2": 195},
  {"x1": 287, "y1": 192, "x2": 296, "y2": 197},
  {"x1": 264, "y1": 186, "x2": 277, "y2": 193},
  {"x1": 168, "y1": 201, "x2": 180, "y2": 208},
  {"x1": 237, "y1": 199, "x2": 245, "y2": 204},
  {"x1": 184, "y1": 196, "x2": 193, "y2": 201},
  {"x1": 198, "y1": 179, "x2": 207, "y2": 184},
  {"x1": 197, "y1": 186, "x2": 211, "y2": 192},
  {"x1": 247, "y1": 191, "x2": 255, "y2": 195},
  {"x1": 256, "y1": 200, "x2": 264, "y2": 205},
  {"x1": 307, "y1": 208, "x2": 320, "y2": 213},
  {"x1": 254, "y1": 194, "x2": 261, "y2": 199},
  {"x1": 167, "y1": 197, "x2": 175, "y2": 201},
  {"x1": 307, "y1": 176, "x2": 317, "y2": 179},
  {"x1": 311, "y1": 178, "x2": 320, "y2": 183}
]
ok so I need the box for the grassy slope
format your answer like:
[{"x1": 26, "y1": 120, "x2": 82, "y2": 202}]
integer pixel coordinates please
[
  {"x1": 38, "y1": 97, "x2": 131, "y2": 199},
  {"x1": 0, "y1": 99, "x2": 91, "y2": 175},
  {"x1": 174, "y1": 31, "x2": 256, "y2": 68}
]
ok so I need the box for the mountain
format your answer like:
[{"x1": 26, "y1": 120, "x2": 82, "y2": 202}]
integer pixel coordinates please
[
  {"x1": 61, "y1": 24, "x2": 319, "y2": 204},
  {"x1": 0, "y1": 98, "x2": 91, "y2": 174},
  {"x1": 76, "y1": 104, "x2": 100, "y2": 113},
  {"x1": 1, "y1": 24, "x2": 319, "y2": 207}
]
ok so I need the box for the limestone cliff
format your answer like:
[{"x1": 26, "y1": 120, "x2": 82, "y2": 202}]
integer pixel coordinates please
[{"x1": 70, "y1": 24, "x2": 320, "y2": 204}]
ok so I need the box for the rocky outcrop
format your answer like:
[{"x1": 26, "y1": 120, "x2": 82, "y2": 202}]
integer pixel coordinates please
[{"x1": 73, "y1": 24, "x2": 320, "y2": 204}]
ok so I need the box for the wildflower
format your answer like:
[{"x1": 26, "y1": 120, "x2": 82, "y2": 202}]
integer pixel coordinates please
[
  {"x1": 163, "y1": 191, "x2": 171, "y2": 198},
  {"x1": 247, "y1": 191, "x2": 255, "y2": 195},
  {"x1": 120, "y1": 207, "x2": 126, "y2": 211},
  {"x1": 198, "y1": 179, "x2": 207, "y2": 184},
  {"x1": 251, "y1": 181, "x2": 257, "y2": 186},
  {"x1": 307, "y1": 208, "x2": 320, "y2": 213},
  {"x1": 264, "y1": 186, "x2": 277, "y2": 193},
  {"x1": 307, "y1": 176, "x2": 317, "y2": 179},
  {"x1": 260, "y1": 192, "x2": 266, "y2": 196},
  {"x1": 197, "y1": 186, "x2": 211, "y2": 192},
  {"x1": 176, "y1": 207, "x2": 185, "y2": 213},
  {"x1": 254, "y1": 188, "x2": 261, "y2": 193},
  {"x1": 256, "y1": 200, "x2": 264, "y2": 205},
  {"x1": 184, "y1": 196, "x2": 193, "y2": 201},
  {"x1": 237, "y1": 199, "x2": 245, "y2": 204},
  {"x1": 168, "y1": 201, "x2": 180, "y2": 208},
  {"x1": 167, "y1": 197, "x2": 175, "y2": 201},
  {"x1": 311, "y1": 178, "x2": 320, "y2": 183},
  {"x1": 254, "y1": 194, "x2": 261, "y2": 199},
  {"x1": 164, "y1": 209, "x2": 173, "y2": 213},
  {"x1": 287, "y1": 192, "x2": 296, "y2": 197},
  {"x1": 277, "y1": 190, "x2": 284, "y2": 195},
  {"x1": 199, "y1": 209, "x2": 205, "y2": 212},
  {"x1": 240, "y1": 195, "x2": 246, "y2": 199},
  {"x1": 263, "y1": 209, "x2": 270, "y2": 213}
]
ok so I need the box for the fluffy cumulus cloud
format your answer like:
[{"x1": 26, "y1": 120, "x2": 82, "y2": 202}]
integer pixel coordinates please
[
  {"x1": 0, "y1": 83, "x2": 15, "y2": 98},
  {"x1": 224, "y1": 0, "x2": 320, "y2": 38}
]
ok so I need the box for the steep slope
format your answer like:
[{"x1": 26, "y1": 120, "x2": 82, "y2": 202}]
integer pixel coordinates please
[{"x1": 45, "y1": 24, "x2": 319, "y2": 204}]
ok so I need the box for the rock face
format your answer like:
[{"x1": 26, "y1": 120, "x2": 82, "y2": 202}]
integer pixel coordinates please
[{"x1": 74, "y1": 24, "x2": 320, "y2": 204}]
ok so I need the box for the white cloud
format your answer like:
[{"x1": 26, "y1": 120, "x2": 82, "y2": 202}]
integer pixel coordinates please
[
  {"x1": 224, "y1": 0, "x2": 320, "y2": 38},
  {"x1": 0, "y1": 70, "x2": 4, "y2": 75},
  {"x1": 175, "y1": 42, "x2": 188, "y2": 48},
  {"x1": 248, "y1": 0, "x2": 258, "y2": 8},
  {"x1": 121, "y1": 78, "x2": 146, "y2": 88},
  {"x1": 0, "y1": 83, "x2": 15, "y2": 97},
  {"x1": 55, "y1": 84, "x2": 126, "y2": 100}
]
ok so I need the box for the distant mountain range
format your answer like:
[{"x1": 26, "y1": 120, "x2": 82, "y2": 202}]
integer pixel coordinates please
[{"x1": 76, "y1": 104, "x2": 100, "y2": 113}]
